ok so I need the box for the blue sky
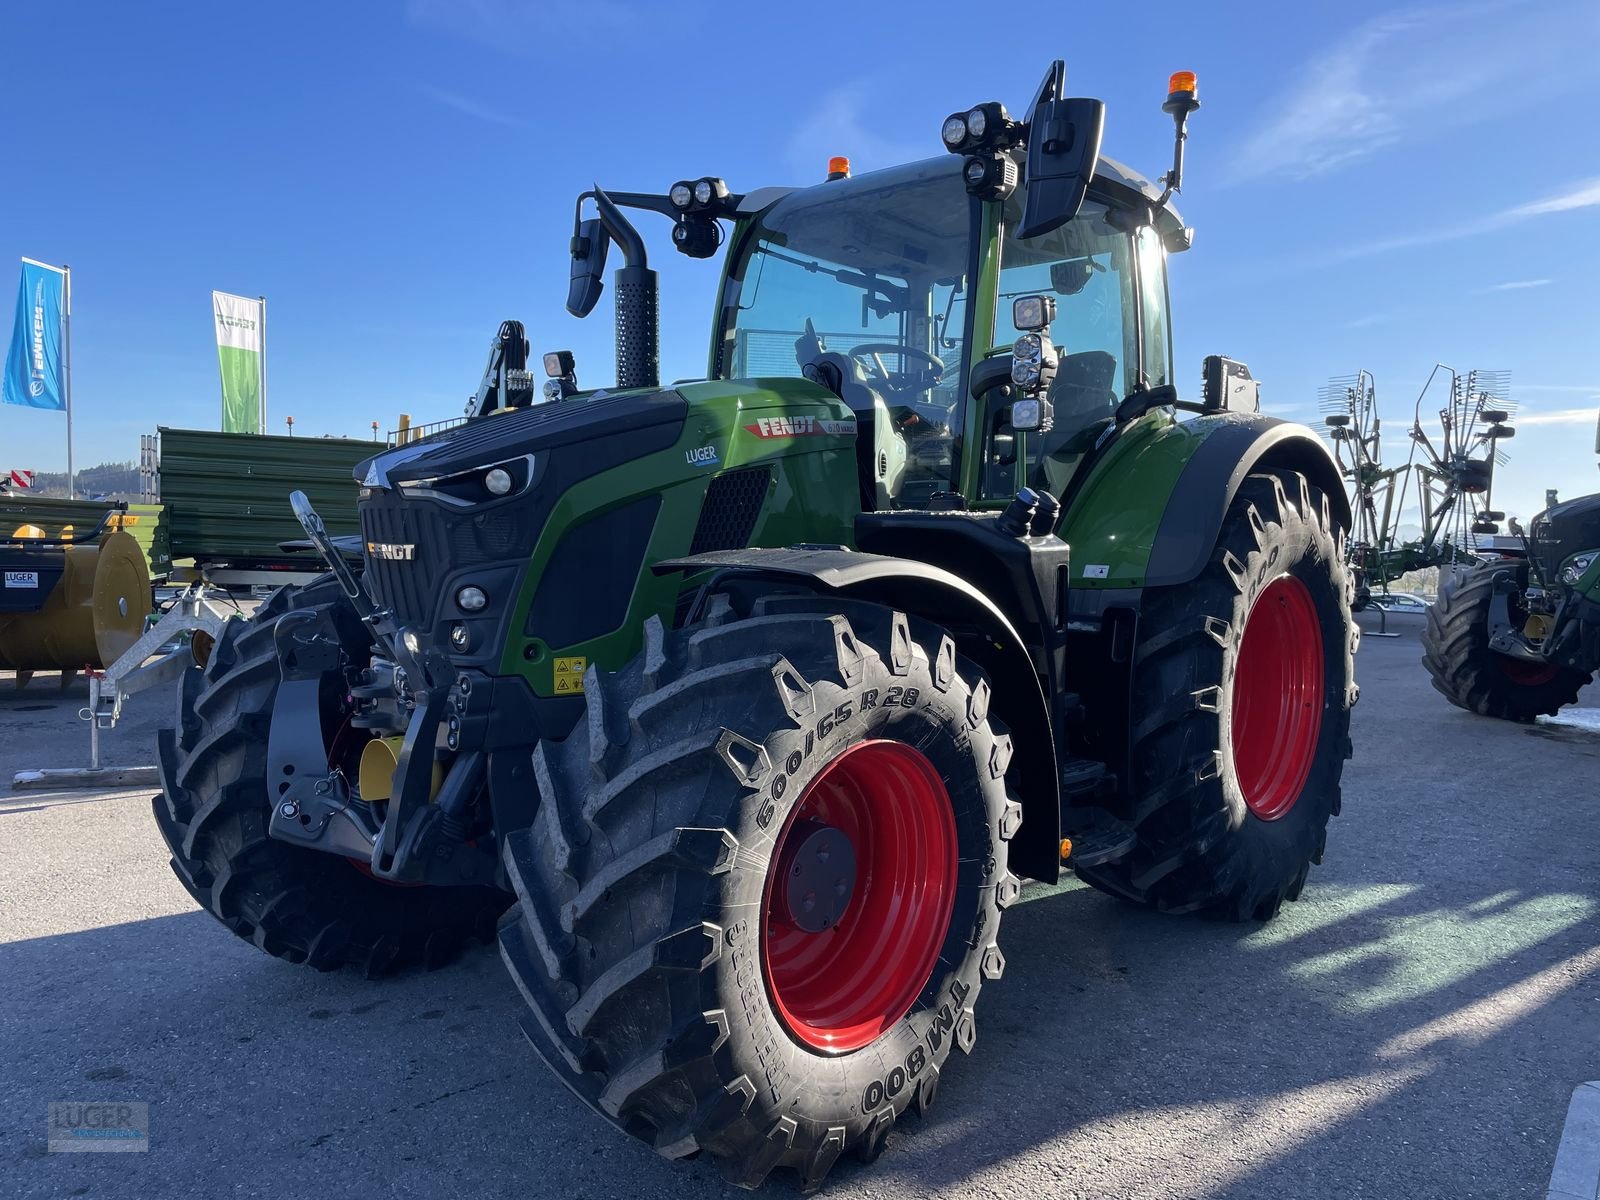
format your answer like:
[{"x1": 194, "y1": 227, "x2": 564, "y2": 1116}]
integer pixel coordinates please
[{"x1": 2, "y1": 0, "x2": 1597, "y2": 520}]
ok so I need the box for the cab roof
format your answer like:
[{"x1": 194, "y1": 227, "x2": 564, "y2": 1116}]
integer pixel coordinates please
[{"x1": 737, "y1": 153, "x2": 1184, "y2": 234}]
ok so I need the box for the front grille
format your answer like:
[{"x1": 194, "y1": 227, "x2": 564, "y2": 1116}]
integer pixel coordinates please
[
  {"x1": 360, "y1": 504, "x2": 433, "y2": 625},
  {"x1": 689, "y1": 467, "x2": 771, "y2": 555},
  {"x1": 359, "y1": 491, "x2": 542, "y2": 628}
]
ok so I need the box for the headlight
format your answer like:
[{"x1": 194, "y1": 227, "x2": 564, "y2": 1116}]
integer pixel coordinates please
[
  {"x1": 449, "y1": 623, "x2": 471, "y2": 651},
  {"x1": 1562, "y1": 552, "x2": 1598, "y2": 584},
  {"x1": 965, "y1": 106, "x2": 988, "y2": 139},
  {"x1": 1011, "y1": 359, "x2": 1041, "y2": 388},
  {"x1": 669, "y1": 182, "x2": 694, "y2": 209},
  {"x1": 693, "y1": 178, "x2": 714, "y2": 206},
  {"x1": 456, "y1": 585, "x2": 489, "y2": 612},
  {"x1": 400, "y1": 455, "x2": 531, "y2": 506},
  {"x1": 402, "y1": 630, "x2": 421, "y2": 655},
  {"x1": 1012, "y1": 398, "x2": 1043, "y2": 430},
  {"x1": 941, "y1": 115, "x2": 969, "y2": 148},
  {"x1": 1012, "y1": 295, "x2": 1050, "y2": 332}
]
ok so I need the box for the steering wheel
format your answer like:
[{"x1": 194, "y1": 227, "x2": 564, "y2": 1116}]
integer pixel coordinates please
[{"x1": 846, "y1": 342, "x2": 945, "y2": 389}]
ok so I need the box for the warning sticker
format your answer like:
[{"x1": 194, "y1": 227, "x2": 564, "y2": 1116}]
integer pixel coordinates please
[
  {"x1": 553, "y1": 656, "x2": 587, "y2": 695},
  {"x1": 1082, "y1": 564, "x2": 1110, "y2": 579}
]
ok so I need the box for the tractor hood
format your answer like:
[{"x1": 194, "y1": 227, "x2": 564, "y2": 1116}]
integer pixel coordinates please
[
  {"x1": 348, "y1": 377, "x2": 859, "y2": 695},
  {"x1": 1531, "y1": 491, "x2": 1600, "y2": 573},
  {"x1": 356, "y1": 389, "x2": 688, "y2": 489}
]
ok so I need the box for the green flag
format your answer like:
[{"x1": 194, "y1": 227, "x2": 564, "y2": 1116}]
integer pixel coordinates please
[{"x1": 212, "y1": 291, "x2": 263, "y2": 433}]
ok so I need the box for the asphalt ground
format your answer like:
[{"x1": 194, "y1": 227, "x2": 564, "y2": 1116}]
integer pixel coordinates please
[{"x1": 3, "y1": 607, "x2": 1598, "y2": 1199}]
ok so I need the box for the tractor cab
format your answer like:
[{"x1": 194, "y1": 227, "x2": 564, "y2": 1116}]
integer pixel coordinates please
[
  {"x1": 711, "y1": 156, "x2": 1185, "y2": 511},
  {"x1": 549, "y1": 61, "x2": 1205, "y2": 521}
]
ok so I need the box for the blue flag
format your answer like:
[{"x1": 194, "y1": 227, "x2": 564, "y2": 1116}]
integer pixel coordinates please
[{"x1": 3, "y1": 260, "x2": 66, "y2": 411}]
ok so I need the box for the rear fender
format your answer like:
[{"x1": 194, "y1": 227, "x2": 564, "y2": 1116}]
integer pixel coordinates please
[
  {"x1": 657, "y1": 547, "x2": 1061, "y2": 882},
  {"x1": 1146, "y1": 415, "x2": 1350, "y2": 587},
  {"x1": 1059, "y1": 412, "x2": 1348, "y2": 596}
]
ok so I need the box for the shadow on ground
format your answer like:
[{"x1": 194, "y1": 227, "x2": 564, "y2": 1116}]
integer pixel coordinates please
[{"x1": 1, "y1": 616, "x2": 1596, "y2": 1199}]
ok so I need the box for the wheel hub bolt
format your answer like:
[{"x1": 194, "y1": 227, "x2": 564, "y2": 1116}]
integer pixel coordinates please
[{"x1": 279, "y1": 801, "x2": 298, "y2": 819}]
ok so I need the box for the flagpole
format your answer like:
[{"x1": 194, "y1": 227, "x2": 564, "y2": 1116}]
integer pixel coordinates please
[
  {"x1": 258, "y1": 295, "x2": 267, "y2": 435},
  {"x1": 63, "y1": 264, "x2": 74, "y2": 499}
]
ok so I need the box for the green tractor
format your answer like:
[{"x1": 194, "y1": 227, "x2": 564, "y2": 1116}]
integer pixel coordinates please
[
  {"x1": 152, "y1": 64, "x2": 1356, "y2": 1188},
  {"x1": 1422, "y1": 424, "x2": 1600, "y2": 721}
]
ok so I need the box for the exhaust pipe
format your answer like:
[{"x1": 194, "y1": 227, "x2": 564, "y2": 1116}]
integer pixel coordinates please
[{"x1": 593, "y1": 187, "x2": 660, "y2": 391}]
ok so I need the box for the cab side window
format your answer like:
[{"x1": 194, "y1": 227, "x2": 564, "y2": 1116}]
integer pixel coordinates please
[
  {"x1": 1137, "y1": 226, "x2": 1172, "y2": 389},
  {"x1": 987, "y1": 199, "x2": 1139, "y2": 499}
]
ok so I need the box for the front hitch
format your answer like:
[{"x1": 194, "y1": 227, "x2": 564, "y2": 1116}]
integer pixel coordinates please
[
  {"x1": 261, "y1": 553, "x2": 498, "y2": 888},
  {"x1": 1486, "y1": 570, "x2": 1550, "y2": 664}
]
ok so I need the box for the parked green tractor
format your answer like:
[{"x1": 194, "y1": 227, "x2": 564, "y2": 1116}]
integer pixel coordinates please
[
  {"x1": 152, "y1": 64, "x2": 1356, "y2": 1188},
  {"x1": 1423, "y1": 433, "x2": 1600, "y2": 720}
]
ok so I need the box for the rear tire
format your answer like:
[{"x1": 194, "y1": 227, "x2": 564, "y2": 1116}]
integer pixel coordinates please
[
  {"x1": 152, "y1": 576, "x2": 511, "y2": 976},
  {"x1": 497, "y1": 592, "x2": 1019, "y2": 1189},
  {"x1": 1421, "y1": 560, "x2": 1589, "y2": 721},
  {"x1": 1075, "y1": 470, "x2": 1357, "y2": 920}
]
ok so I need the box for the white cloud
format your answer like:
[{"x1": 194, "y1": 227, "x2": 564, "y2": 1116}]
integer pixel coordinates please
[
  {"x1": 1515, "y1": 407, "x2": 1600, "y2": 426},
  {"x1": 417, "y1": 85, "x2": 521, "y2": 128},
  {"x1": 1472, "y1": 278, "x2": 1552, "y2": 293},
  {"x1": 1313, "y1": 176, "x2": 1600, "y2": 265},
  {"x1": 1232, "y1": 1, "x2": 1598, "y2": 183},
  {"x1": 785, "y1": 86, "x2": 925, "y2": 179},
  {"x1": 1505, "y1": 178, "x2": 1600, "y2": 218}
]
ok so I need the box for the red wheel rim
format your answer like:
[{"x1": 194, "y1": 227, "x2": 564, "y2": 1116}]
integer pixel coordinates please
[
  {"x1": 1498, "y1": 656, "x2": 1560, "y2": 686},
  {"x1": 1231, "y1": 576, "x2": 1324, "y2": 821},
  {"x1": 761, "y1": 740, "x2": 957, "y2": 1054}
]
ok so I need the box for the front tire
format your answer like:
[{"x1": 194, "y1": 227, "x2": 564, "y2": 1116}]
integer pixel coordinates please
[
  {"x1": 1421, "y1": 560, "x2": 1590, "y2": 721},
  {"x1": 497, "y1": 593, "x2": 1019, "y2": 1189},
  {"x1": 1075, "y1": 469, "x2": 1357, "y2": 920},
  {"x1": 152, "y1": 576, "x2": 511, "y2": 975}
]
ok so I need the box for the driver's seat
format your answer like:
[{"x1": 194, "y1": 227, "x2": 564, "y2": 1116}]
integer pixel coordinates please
[{"x1": 1032, "y1": 350, "x2": 1120, "y2": 496}]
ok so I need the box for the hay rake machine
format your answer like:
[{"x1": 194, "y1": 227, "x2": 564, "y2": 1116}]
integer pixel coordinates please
[{"x1": 1321, "y1": 365, "x2": 1515, "y2": 609}]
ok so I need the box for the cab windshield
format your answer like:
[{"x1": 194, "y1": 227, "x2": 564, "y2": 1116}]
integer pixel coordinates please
[{"x1": 717, "y1": 160, "x2": 974, "y2": 504}]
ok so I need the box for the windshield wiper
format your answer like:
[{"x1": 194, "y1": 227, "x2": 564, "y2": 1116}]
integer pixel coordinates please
[{"x1": 754, "y1": 246, "x2": 908, "y2": 309}]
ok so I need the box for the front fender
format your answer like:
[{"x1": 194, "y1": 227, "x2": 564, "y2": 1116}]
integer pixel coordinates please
[{"x1": 657, "y1": 546, "x2": 1061, "y2": 882}]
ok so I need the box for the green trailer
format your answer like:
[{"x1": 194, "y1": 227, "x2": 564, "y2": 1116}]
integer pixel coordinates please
[{"x1": 156, "y1": 427, "x2": 373, "y2": 583}]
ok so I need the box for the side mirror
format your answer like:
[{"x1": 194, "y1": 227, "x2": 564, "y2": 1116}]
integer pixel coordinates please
[
  {"x1": 1018, "y1": 62, "x2": 1104, "y2": 240},
  {"x1": 566, "y1": 218, "x2": 609, "y2": 318}
]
